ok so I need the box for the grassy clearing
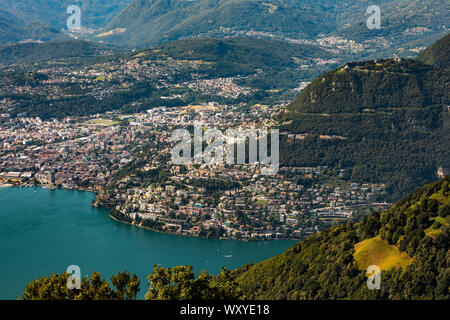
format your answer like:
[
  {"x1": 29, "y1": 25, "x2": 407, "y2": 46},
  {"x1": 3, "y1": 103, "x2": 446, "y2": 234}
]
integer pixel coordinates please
[
  {"x1": 425, "y1": 215, "x2": 450, "y2": 238},
  {"x1": 87, "y1": 118, "x2": 119, "y2": 126},
  {"x1": 353, "y1": 236, "x2": 413, "y2": 271},
  {"x1": 254, "y1": 199, "x2": 269, "y2": 206},
  {"x1": 429, "y1": 187, "x2": 450, "y2": 206}
]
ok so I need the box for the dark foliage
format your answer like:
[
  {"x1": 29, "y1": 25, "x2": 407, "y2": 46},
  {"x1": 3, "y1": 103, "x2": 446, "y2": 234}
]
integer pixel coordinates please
[{"x1": 280, "y1": 54, "x2": 449, "y2": 200}]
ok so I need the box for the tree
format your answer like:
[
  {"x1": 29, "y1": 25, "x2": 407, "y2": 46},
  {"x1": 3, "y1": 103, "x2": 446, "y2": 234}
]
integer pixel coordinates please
[
  {"x1": 22, "y1": 271, "x2": 140, "y2": 300},
  {"x1": 22, "y1": 266, "x2": 243, "y2": 300},
  {"x1": 110, "y1": 271, "x2": 140, "y2": 300},
  {"x1": 145, "y1": 265, "x2": 243, "y2": 300}
]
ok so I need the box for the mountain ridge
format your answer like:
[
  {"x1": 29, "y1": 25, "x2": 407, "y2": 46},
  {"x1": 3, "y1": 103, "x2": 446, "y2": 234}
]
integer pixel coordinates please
[
  {"x1": 416, "y1": 33, "x2": 450, "y2": 69},
  {"x1": 95, "y1": 0, "x2": 448, "y2": 54},
  {"x1": 0, "y1": 0, "x2": 134, "y2": 29},
  {"x1": 0, "y1": 9, "x2": 69, "y2": 45},
  {"x1": 99, "y1": 0, "x2": 335, "y2": 48},
  {"x1": 0, "y1": 40, "x2": 112, "y2": 67},
  {"x1": 279, "y1": 33, "x2": 450, "y2": 200}
]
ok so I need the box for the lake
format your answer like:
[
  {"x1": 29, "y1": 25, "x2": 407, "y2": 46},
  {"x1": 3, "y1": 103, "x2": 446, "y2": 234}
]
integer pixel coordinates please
[{"x1": 0, "y1": 187, "x2": 295, "y2": 299}]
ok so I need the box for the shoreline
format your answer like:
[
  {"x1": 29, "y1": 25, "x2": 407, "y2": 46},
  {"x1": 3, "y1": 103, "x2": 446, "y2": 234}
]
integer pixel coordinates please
[
  {"x1": 108, "y1": 213, "x2": 293, "y2": 242},
  {"x1": 3, "y1": 184, "x2": 300, "y2": 242},
  {"x1": 0, "y1": 184, "x2": 13, "y2": 188},
  {"x1": 108, "y1": 209, "x2": 301, "y2": 242}
]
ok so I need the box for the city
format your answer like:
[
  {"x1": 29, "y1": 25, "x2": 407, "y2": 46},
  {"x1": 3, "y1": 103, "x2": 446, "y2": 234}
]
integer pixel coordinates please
[{"x1": 1, "y1": 101, "x2": 390, "y2": 241}]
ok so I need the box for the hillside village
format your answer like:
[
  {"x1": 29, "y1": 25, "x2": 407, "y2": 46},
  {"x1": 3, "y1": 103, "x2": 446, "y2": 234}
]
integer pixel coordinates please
[{"x1": 1, "y1": 101, "x2": 389, "y2": 240}]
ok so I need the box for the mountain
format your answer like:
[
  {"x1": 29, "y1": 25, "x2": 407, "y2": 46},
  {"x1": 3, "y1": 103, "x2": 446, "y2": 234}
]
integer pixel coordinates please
[
  {"x1": 232, "y1": 177, "x2": 450, "y2": 299},
  {"x1": 0, "y1": 9, "x2": 69, "y2": 45},
  {"x1": 1, "y1": 0, "x2": 447, "y2": 55},
  {"x1": 148, "y1": 37, "x2": 333, "y2": 83},
  {"x1": 96, "y1": 0, "x2": 337, "y2": 48},
  {"x1": 279, "y1": 34, "x2": 450, "y2": 200},
  {"x1": 0, "y1": 10, "x2": 23, "y2": 44},
  {"x1": 0, "y1": 40, "x2": 111, "y2": 67},
  {"x1": 21, "y1": 22, "x2": 69, "y2": 42},
  {"x1": 416, "y1": 33, "x2": 450, "y2": 69},
  {"x1": 0, "y1": 0, "x2": 133, "y2": 29},
  {"x1": 95, "y1": 0, "x2": 448, "y2": 53},
  {"x1": 336, "y1": 0, "x2": 450, "y2": 56}
]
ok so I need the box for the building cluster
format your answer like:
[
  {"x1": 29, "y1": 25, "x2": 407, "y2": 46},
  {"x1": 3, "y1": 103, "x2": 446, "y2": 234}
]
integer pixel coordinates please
[
  {"x1": 0, "y1": 52, "x2": 257, "y2": 115},
  {"x1": 113, "y1": 162, "x2": 386, "y2": 240},
  {"x1": 185, "y1": 77, "x2": 255, "y2": 99},
  {"x1": 0, "y1": 115, "x2": 143, "y2": 190},
  {"x1": 1, "y1": 99, "x2": 388, "y2": 241}
]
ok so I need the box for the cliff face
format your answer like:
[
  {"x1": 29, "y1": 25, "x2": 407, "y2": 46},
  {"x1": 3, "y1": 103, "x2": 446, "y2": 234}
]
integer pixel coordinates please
[
  {"x1": 110, "y1": 208, "x2": 133, "y2": 223},
  {"x1": 109, "y1": 208, "x2": 165, "y2": 230}
]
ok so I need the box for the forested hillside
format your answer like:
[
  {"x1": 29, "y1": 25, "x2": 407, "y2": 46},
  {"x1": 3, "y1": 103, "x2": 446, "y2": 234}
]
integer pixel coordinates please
[
  {"x1": 97, "y1": 0, "x2": 335, "y2": 47},
  {"x1": 20, "y1": 178, "x2": 450, "y2": 300},
  {"x1": 232, "y1": 177, "x2": 450, "y2": 299},
  {"x1": 279, "y1": 34, "x2": 450, "y2": 200},
  {"x1": 0, "y1": 10, "x2": 68, "y2": 45},
  {"x1": 0, "y1": 0, "x2": 133, "y2": 29},
  {"x1": 416, "y1": 33, "x2": 450, "y2": 69},
  {"x1": 0, "y1": 40, "x2": 110, "y2": 67},
  {"x1": 0, "y1": 10, "x2": 24, "y2": 44},
  {"x1": 95, "y1": 0, "x2": 448, "y2": 54},
  {"x1": 0, "y1": 0, "x2": 447, "y2": 56}
]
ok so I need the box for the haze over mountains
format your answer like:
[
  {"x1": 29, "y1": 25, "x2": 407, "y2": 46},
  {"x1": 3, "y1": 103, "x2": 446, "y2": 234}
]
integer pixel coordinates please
[
  {"x1": 0, "y1": 0, "x2": 448, "y2": 58},
  {"x1": 93, "y1": 0, "x2": 449, "y2": 56},
  {"x1": 0, "y1": 0, "x2": 136, "y2": 45},
  {"x1": 98, "y1": 0, "x2": 335, "y2": 47},
  {"x1": 0, "y1": 9, "x2": 69, "y2": 44},
  {"x1": 0, "y1": 0, "x2": 133, "y2": 30}
]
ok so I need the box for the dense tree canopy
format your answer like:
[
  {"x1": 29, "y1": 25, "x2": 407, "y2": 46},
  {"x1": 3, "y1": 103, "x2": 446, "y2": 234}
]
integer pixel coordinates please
[
  {"x1": 22, "y1": 271, "x2": 140, "y2": 300},
  {"x1": 280, "y1": 55, "x2": 449, "y2": 200},
  {"x1": 21, "y1": 266, "x2": 243, "y2": 300},
  {"x1": 145, "y1": 265, "x2": 243, "y2": 300}
]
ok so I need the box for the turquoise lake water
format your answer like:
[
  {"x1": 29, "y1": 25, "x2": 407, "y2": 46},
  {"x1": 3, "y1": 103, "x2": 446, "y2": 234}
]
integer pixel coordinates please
[{"x1": 0, "y1": 187, "x2": 295, "y2": 299}]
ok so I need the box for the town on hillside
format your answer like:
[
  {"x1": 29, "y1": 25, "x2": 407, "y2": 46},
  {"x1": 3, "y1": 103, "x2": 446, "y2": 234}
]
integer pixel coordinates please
[{"x1": 0, "y1": 101, "x2": 390, "y2": 241}]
